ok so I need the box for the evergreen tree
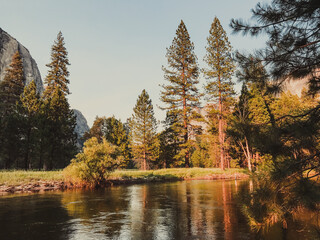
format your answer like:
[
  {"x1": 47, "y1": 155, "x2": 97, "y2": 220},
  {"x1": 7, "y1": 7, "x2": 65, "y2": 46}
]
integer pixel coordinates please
[
  {"x1": 44, "y1": 31, "x2": 70, "y2": 97},
  {"x1": 42, "y1": 87, "x2": 77, "y2": 169},
  {"x1": 83, "y1": 116, "x2": 107, "y2": 143},
  {"x1": 190, "y1": 135, "x2": 211, "y2": 168},
  {"x1": 161, "y1": 20, "x2": 201, "y2": 167},
  {"x1": 130, "y1": 90, "x2": 159, "y2": 170},
  {"x1": 104, "y1": 116, "x2": 130, "y2": 167},
  {"x1": 20, "y1": 80, "x2": 41, "y2": 169},
  {"x1": 231, "y1": 0, "x2": 320, "y2": 95},
  {"x1": 83, "y1": 116, "x2": 130, "y2": 166},
  {"x1": 0, "y1": 51, "x2": 25, "y2": 115},
  {"x1": 41, "y1": 32, "x2": 76, "y2": 170},
  {"x1": 203, "y1": 17, "x2": 235, "y2": 170},
  {"x1": 0, "y1": 51, "x2": 25, "y2": 168},
  {"x1": 158, "y1": 112, "x2": 183, "y2": 168}
]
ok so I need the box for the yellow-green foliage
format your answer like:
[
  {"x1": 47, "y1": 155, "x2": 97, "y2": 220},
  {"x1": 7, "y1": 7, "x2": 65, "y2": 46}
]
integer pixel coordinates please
[
  {"x1": 63, "y1": 137, "x2": 125, "y2": 186},
  {"x1": 0, "y1": 168, "x2": 248, "y2": 187}
]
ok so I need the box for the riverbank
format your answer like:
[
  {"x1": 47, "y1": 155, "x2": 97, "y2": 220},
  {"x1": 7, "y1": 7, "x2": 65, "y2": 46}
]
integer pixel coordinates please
[{"x1": 0, "y1": 168, "x2": 249, "y2": 194}]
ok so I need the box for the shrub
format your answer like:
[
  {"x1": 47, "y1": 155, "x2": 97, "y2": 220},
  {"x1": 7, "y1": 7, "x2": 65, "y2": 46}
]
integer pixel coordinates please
[{"x1": 63, "y1": 137, "x2": 125, "y2": 187}]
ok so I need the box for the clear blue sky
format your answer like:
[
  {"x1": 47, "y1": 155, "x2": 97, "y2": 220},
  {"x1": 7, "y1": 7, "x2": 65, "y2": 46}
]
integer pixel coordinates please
[{"x1": 0, "y1": 0, "x2": 269, "y2": 127}]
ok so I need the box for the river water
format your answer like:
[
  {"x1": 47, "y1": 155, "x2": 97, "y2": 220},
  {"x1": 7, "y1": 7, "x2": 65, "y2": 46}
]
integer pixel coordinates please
[{"x1": 0, "y1": 180, "x2": 318, "y2": 240}]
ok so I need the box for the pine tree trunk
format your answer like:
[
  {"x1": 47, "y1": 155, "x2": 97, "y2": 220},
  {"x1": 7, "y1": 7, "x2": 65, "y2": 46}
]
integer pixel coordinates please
[
  {"x1": 143, "y1": 147, "x2": 146, "y2": 171},
  {"x1": 218, "y1": 75, "x2": 225, "y2": 170},
  {"x1": 24, "y1": 127, "x2": 31, "y2": 170},
  {"x1": 39, "y1": 138, "x2": 43, "y2": 170},
  {"x1": 183, "y1": 82, "x2": 189, "y2": 168},
  {"x1": 143, "y1": 118, "x2": 147, "y2": 170}
]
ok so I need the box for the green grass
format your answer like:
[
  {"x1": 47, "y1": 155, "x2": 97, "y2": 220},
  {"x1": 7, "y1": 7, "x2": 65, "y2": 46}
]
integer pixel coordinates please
[
  {"x1": 0, "y1": 170, "x2": 63, "y2": 186},
  {"x1": 109, "y1": 168, "x2": 249, "y2": 180},
  {"x1": 0, "y1": 168, "x2": 248, "y2": 186}
]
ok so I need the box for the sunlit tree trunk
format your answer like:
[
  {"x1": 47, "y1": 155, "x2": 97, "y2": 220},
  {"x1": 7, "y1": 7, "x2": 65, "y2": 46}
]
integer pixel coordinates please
[{"x1": 219, "y1": 75, "x2": 225, "y2": 170}]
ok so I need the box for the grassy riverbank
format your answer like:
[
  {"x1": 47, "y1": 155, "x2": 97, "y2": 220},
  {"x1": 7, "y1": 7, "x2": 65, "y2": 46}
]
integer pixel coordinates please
[
  {"x1": 109, "y1": 168, "x2": 248, "y2": 180},
  {"x1": 0, "y1": 168, "x2": 249, "y2": 193},
  {"x1": 0, "y1": 170, "x2": 64, "y2": 186}
]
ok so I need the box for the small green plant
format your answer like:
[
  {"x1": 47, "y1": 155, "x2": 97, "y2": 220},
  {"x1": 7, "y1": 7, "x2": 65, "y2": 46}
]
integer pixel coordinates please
[{"x1": 63, "y1": 137, "x2": 125, "y2": 187}]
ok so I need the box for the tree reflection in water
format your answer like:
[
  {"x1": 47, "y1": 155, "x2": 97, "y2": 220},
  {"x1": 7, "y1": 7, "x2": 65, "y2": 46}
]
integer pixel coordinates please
[
  {"x1": 58, "y1": 180, "x2": 320, "y2": 239},
  {"x1": 0, "y1": 180, "x2": 316, "y2": 240},
  {"x1": 60, "y1": 180, "x2": 253, "y2": 239}
]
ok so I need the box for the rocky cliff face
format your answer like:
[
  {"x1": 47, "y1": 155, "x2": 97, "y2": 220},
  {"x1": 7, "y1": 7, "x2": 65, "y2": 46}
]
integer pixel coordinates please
[
  {"x1": 73, "y1": 109, "x2": 90, "y2": 148},
  {"x1": 0, "y1": 28, "x2": 43, "y2": 92}
]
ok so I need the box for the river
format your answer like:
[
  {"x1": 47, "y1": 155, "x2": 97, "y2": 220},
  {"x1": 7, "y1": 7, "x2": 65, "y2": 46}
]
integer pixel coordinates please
[{"x1": 0, "y1": 180, "x2": 317, "y2": 239}]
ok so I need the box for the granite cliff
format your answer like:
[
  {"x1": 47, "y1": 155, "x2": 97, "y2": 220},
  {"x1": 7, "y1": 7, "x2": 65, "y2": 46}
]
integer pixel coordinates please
[
  {"x1": 73, "y1": 109, "x2": 90, "y2": 148},
  {"x1": 0, "y1": 28, "x2": 43, "y2": 92}
]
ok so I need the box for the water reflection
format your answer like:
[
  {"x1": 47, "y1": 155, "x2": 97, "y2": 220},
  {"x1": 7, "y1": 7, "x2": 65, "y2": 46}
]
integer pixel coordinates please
[
  {"x1": 59, "y1": 180, "x2": 252, "y2": 240},
  {"x1": 0, "y1": 180, "x2": 317, "y2": 240}
]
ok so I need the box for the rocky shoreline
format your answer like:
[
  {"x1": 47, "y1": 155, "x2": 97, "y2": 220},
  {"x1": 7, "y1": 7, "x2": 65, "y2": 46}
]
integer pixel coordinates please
[
  {"x1": 0, "y1": 181, "x2": 67, "y2": 194},
  {"x1": 0, "y1": 172, "x2": 249, "y2": 195}
]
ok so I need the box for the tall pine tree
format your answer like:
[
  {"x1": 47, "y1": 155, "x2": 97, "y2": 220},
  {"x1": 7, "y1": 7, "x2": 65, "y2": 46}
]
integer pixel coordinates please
[
  {"x1": 161, "y1": 20, "x2": 201, "y2": 167},
  {"x1": 203, "y1": 17, "x2": 235, "y2": 170},
  {"x1": 0, "y1": 51, "x2": 25, "y2": 168},
  {"x1": 130, "y1": 90, "x2": 158, "y2": 170},
  {"x1": 42, "y1": 32, "x2": 76, "y2": 170},
  {"x1": 44, "y1": 31, "x2": 70, "y2": 97}
]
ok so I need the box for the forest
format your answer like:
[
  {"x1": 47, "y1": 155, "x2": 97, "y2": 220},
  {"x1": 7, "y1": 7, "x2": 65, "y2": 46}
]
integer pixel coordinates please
[{"x1": 0, "y1": 0, "x2": 319, "y2": 231}]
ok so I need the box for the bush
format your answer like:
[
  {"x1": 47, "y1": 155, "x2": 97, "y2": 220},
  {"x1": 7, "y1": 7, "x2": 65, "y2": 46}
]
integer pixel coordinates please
[{"x1": 63, "y1": 137, "x2": 125, "y2": 187}]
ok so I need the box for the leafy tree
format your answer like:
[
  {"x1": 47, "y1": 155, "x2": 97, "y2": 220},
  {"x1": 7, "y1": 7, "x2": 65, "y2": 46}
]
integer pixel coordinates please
[
  {"x1": 64, "y1": 137, "x2": 125, "y2": 187},
  {"x1": 130, "y1": 90, "x2": 159, "y2": 170},
  {"x1": 83, "y1": 116, "x2": 130, "y2": 167},
  {"x1": 161, "y1": 20, "x2": 201, "y2": 167},
  {"x1": 44, "y1": 31, "x2": 70, "y2": 97},
  {"x1": 203, "y1": 17, "x2": 235, "y2": 170}
]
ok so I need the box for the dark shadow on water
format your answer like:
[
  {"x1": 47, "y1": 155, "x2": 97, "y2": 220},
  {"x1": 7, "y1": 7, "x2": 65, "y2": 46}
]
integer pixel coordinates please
[{"x1": 0, "y1": 193, "x2": 72, "y2": 240}]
